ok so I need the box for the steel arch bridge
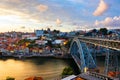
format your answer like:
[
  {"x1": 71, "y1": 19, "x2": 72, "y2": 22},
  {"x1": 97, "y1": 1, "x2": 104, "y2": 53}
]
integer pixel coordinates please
[
  {"x1": 69, "y1": 37, "x2": 120, "y2": 74},
  {"x1": 69, "y1": 37, "x2": 96, "y2": 73}
]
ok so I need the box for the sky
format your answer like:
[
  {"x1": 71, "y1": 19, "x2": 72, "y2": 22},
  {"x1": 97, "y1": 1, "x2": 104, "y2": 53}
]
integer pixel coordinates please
[{"x1": 0, "y1": 0, "x2": 120, "y2": 32}]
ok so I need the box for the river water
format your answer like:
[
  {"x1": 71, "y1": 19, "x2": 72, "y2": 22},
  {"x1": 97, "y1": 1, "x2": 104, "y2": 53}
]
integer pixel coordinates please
[
  {"x1": 0, "y1": 56, "x2": 119, "y2": 80},
  {"x1": 0, "y1": 57, "x2": 71, "y2": 80}
]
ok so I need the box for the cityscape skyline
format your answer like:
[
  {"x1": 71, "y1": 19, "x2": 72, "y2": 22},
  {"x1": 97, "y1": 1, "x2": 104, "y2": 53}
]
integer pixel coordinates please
[{"x1": 0, "y1": 0, "x2": 120, "y2": 32}]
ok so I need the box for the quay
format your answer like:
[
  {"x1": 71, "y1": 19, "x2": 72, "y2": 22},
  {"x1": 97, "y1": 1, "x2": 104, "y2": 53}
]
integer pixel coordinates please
[{"x1": 0, "y1": 52, "x2": 72, "y2": 59}]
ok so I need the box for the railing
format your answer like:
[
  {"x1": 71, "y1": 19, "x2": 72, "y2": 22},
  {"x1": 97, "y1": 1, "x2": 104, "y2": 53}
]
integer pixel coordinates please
[
  {"x1": 78, "y1": 37, "x2": 120, "y2": 51},
  {"x1": 88, "y1": 72, "x2": 119, "y2": 80}
]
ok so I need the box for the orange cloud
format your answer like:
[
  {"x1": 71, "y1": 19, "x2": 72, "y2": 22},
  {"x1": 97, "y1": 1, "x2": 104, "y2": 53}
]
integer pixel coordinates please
[
  {"x1": 56, "y1": 18, "x2": 61, "y2": 25},
  {"x1": 36, "y1": 4, "x2": 48, "y2": 12},
  {"x1": 95, "y1": 16, "x2": 120, "y2": 27},
  {"x1": 93, "y1": 0, "x2": 108, "y2": 16}
]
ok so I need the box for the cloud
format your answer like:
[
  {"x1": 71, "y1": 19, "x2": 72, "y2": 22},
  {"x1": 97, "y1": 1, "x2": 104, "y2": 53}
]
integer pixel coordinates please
[
  {"x1": 95, "y1": 16, "x2": 120, "y2": 27},
  {"x1": 36, "y1": 4, "x2": 48, "y2": 12},
  {"x1": 67, "y1": 0, "x2": 84, "y2": 4},
  {"x1": 0, "y1": 8, "x2": 27, "y2": 17},
  {"x1": 4, "y1": 0, "x2": 21, "y2": 3},
  {"x1": 56, "y1": 18, "x2": 62, "y2": 25},
  {"x1": 1, "y1": 0, "x2": 118, "y2": 32},
  {"x1": 0, "y1": 0, "x2": 49, "y2": 22},
  {"x1": 0, "y1": 0, "x2": 72, "y2": 24},
  {"x1": 93, "y1": 0, "x2": 108, "y2": 16}
]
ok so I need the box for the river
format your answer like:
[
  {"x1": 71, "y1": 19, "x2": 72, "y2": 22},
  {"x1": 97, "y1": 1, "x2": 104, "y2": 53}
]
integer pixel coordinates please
[
  {"x1": 0, "y1": 57, "x2": 72, "y2": 80},
  {"x1": 0, "y1": 56, "x2": 119, "y2": 80}
]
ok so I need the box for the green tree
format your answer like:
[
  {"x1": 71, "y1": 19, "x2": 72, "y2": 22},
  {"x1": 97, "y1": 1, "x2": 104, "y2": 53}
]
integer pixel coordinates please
[
  {"x1": 62, "y1": 67, "x2": 74, "y2": 76},
  {"x1": 53, "y1": 29, "x2": 60, "y2": 34},
  {"x1": 6, "y1": 77, "x2": 15, "y2": 80},
  {"x1": 108, "y1": 31, "x2": 113, "y2": 35},
  {"x1": 92, "y1": 29, "x2": 97, "y2": 33},
  {"x1": 17, "y1": 39, "x2": 35, "y2": 46},
  {"x1": 44, "y1": 30, "x2": 48, "y2": 34},
  {"x1": 47, "y1": 28, "x2": 51, "y2": 32},
  {"x1": 99, "y1": 28, "x2": 108, "y2": 35},
  {"x1": 27, "y1": 43, "x2": 39, "y2": 48},
  {"x1": 75, "y1": 32, "x2": 80, "y2": 36}
]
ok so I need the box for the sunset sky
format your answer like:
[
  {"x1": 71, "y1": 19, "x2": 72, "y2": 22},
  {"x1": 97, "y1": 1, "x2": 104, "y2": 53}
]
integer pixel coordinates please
[{"x1": 0, "y1": 0, "x2": 120, "y2": 32}]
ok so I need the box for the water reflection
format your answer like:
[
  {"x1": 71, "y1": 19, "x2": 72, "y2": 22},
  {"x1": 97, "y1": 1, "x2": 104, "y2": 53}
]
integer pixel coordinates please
[
  {"x1": 0, "y1": 58, "x2": 69, "y2": 80},
  {"x1": 1, "y1": 57, "x2": 118, "y2": 80}
]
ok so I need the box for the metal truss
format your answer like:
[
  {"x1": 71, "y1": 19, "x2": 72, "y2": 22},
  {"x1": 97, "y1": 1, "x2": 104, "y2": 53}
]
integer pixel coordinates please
[
  {"x1": 69, "y1": 38, "x2": 96, "y2": 73},
  {"x1": 70, "y1": 37, "x2": 120, "y2": 76}
]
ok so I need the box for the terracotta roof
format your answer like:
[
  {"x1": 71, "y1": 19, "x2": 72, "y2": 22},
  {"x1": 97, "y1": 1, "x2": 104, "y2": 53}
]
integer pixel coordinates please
[{"x1": 24, "y1": 76, "x2": 43, "y2": 80}]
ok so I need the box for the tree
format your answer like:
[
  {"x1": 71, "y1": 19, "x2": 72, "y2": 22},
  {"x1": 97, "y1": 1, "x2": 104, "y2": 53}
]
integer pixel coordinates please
[
  {"x1": 27, "y1": 43, "x2": 39, "y2": 48},
  {"x1": 6, "y1": 77, "x2": 15, "y2": 80},
  {"x1": 108, "y1": 31, "x2": 113, "y2": 35},
  {"x1": 75, "y1": 32, "x2": 80, "y2": 36},
  {"x1": 62, "y1": 67, "x2": 74, "y2": 76},
  {"x1": 47, "y1": 28, "x2": 51, "y2": 32},
  {"x1": 53, "y1": 29, "x2": 60, "y2": 34},
  {"x1": 92, "y1": 29, "x2": 97, "y2": 33},
  {"x1": 17, "y1": 39, "x2": 35, "y2": 46},
  {"x1": 44, "y1": 30, "x2": 48, "y2": 34},
  {"x1": 99, "y1": 28, "x2": 108, "y2": 35}
]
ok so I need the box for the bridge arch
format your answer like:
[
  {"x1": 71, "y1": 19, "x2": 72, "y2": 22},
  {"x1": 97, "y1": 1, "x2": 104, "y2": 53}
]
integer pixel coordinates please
[{"x1": 69, "y1": 38, "x2": 96, "y2": 73}]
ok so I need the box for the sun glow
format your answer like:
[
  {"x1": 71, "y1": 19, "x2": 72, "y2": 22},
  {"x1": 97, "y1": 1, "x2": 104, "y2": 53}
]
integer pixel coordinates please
[
  {"x1": 0, "y1": 15, "x2": 23, "y2": 23},
  {"x1": 0, "y1": 15, "x2": 24, "y2": 32}
]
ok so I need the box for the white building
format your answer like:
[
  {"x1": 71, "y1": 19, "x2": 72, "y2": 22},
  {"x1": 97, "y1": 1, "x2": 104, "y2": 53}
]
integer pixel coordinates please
[
  {"x1": 52, "y1": 39, "x2": 65, "y2": 44},
  {"x1": 35, "y1": 40, "x2": 47, "y2": 45},
  {"x1": 27, "y1": 37, "x2": 38, "y2": 40}
]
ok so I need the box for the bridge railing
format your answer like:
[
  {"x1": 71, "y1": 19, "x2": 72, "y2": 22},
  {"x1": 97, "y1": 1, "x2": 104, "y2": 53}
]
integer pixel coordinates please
[
  {"x1": 78, "y1": 37, "x2": 120, "y2": 51},
  {"x1": 89, "y1": 72, "x2": 117, "y2": 80}
]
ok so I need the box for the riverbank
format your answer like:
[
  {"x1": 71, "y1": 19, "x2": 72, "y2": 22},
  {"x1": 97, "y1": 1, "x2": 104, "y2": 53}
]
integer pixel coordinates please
[
  {"x1": 0, "y1": 53, "x2": 72, "y2": 60},
  {"x1": 0, "y1": 53, "x2": 72, "y2": 59},
  {"x1": 0, "y1": 55, "x2": 72, "y2": 61}
]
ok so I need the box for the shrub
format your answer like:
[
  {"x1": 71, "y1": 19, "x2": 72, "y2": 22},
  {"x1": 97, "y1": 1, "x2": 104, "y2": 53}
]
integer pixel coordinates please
[
  {"x1": 62, "y1": 67, "x2": 74, "y2": 76},
  {"x1": 6, "y1": 76, "x2": 15, "y2": 80}
]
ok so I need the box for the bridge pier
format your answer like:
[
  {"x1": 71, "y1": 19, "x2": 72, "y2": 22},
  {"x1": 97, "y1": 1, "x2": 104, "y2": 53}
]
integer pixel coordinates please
[{"x1": 105, "y1": 49, "x2": 119, "y2": 78}]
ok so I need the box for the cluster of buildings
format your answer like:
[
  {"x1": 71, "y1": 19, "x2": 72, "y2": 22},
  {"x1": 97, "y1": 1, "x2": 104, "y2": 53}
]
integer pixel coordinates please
[
  {"x1": 0, "y1": 28, "x2": 119, "y2": 57},
  {"x1": 0, "y1": 29, "x2": 83, "y2": 56}
]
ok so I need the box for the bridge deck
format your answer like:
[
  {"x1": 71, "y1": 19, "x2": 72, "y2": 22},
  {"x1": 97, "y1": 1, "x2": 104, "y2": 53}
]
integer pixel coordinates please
[
  {"x1": 71, "y1": 72, "x2": 119, "y2": 80},
  {"x1": 78, "y1": 73, "x2": 102, "y2": 80},
  {"x1": 78, "y1": 37, "x2": 120, "y2": 51}
]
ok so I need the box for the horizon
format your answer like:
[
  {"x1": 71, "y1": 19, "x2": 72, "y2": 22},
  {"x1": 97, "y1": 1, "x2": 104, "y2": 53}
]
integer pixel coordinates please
[
  {"x1": 0, "y1": 27, "x2": 119, "y2": 34},
  {"x1": 0, "y1": 0, "x2": 120, "y2": 32}
]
